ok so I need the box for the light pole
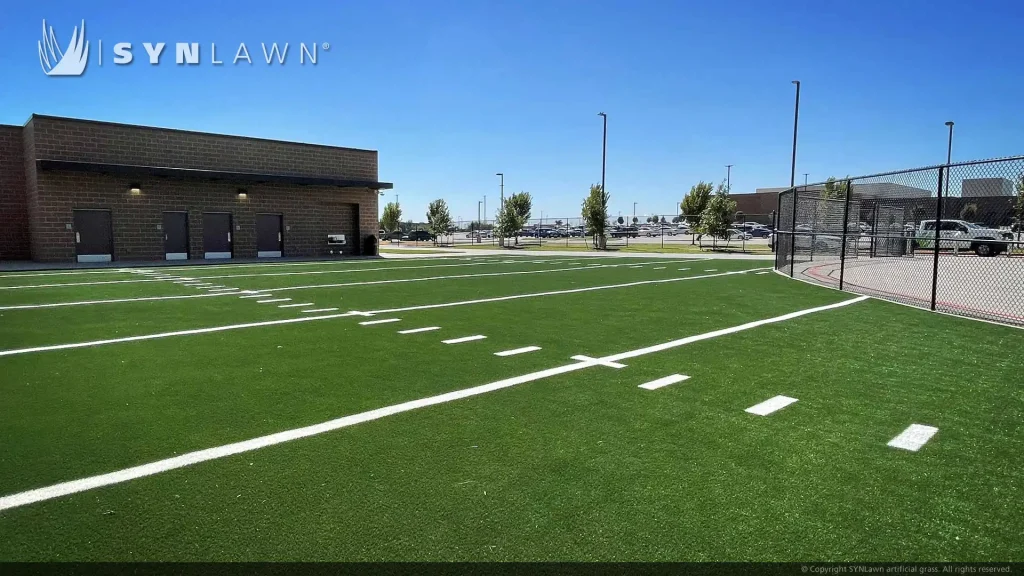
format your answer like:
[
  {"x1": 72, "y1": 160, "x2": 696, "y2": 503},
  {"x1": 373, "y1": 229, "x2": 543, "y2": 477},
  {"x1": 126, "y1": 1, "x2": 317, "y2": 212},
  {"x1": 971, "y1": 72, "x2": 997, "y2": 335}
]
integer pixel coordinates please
[
  {"x1": 945, "y1": 121, "x2": 954, "y2": 197},
  {"x1": 790, "y1": 80, "x2": 801, "y2": 188},
  {"x1": 598, "y1": 112, "x2": 607, "y2": 248},
  {"x1": 804, "y1": 173, "x2": 809, "y2": 187},
  {"x1": 726, "y1": 164, "x2": 733, "y2": 191},
  {"x1": 484, "y1": 195, "x2": 487, "y2": 222},
  {"x1": 495, "y1": 173, "x2": 504, "y2": 246}
]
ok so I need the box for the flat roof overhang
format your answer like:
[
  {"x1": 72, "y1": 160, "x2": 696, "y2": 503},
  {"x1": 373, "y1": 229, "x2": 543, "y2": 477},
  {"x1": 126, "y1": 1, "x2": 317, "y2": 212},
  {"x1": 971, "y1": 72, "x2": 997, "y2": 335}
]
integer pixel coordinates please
[{"x1": 36, "y1": 159, "x2": 393, "y2": 190}]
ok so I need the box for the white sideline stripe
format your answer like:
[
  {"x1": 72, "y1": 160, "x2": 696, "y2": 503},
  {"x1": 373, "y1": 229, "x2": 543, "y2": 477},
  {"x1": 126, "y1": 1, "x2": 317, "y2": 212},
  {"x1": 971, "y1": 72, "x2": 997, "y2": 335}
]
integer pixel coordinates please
[
  {"x1": 755, "y1": 271, "x2": 770, "y2": 275},
  {"x1": 0, "y1": 292, "x2": 241, "y2": 310},
  {"x1": 359, "y1": 318, "x2": 401, "y2": 325},
  {"x1": 268, "y1": 260, "x2": 702, "y2": 294},
  {"x1": 745, "y1": 395, "x2": 799, "y2": 416},
  {"x1": 173, "y1": 260, "x2": 561, "y2": 281},
  {"x1": 629, "y1": 265, "x2": 643, "y2": 269},
  {"x1": 0, "y1": 270, "x2": 771, "y2": 356},
  {"x1": 301, "y1": 308, "x2": 339, "y2": 313},
  {"x1": 206, "y1": 288, "x2": 240, "y2": 293},
  {"x1": 256, "y1": 298, "x2": 291, "y2": 304},
  {"x1": 0, "y1": 312, "x2": 356, "y2": 357},
  {"x1": 494, "y1": 346, "x2": 541, "y2": 357},
  {"x1": 238, "y1": 294, "x2": 272, "y2": 299},
  {"x1": 398, "y1": 326, "x2": 440, "y2": 334},
  {"x1": 601, "y1": 296, "x2": 868, "y2": 364},
  {"x1": 0, "y1": 278, "x2": 169, "y2": 290},
  {"x1": 278, "y1": 303, "x2": 315, "y2": 308},
  {"x1": 639, "y1": 374, "x2": 690, "y2": 390},
  {"x1": 371, "y1": 270, "x2": 766, "y2": 316},
  {"x1": 443, "y1": 335, "x2": 487, "y2": 344},
  {"x1": 887, "y1": 424, "x2": 938, "y2": 452},
  {"x1": 0, "y1": 297, "x2": 865, "y2": 512},
  {"x1": 0, "y1": 356, "x2": 607, "y2": 513}
]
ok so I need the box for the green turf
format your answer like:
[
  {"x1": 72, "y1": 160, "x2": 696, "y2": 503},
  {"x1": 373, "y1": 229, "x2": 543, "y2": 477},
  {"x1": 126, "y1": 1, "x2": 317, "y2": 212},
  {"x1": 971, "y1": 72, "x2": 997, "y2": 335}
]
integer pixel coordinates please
[{"x1": 0, "y1": 255, "x2": 1020, "y2": 561}]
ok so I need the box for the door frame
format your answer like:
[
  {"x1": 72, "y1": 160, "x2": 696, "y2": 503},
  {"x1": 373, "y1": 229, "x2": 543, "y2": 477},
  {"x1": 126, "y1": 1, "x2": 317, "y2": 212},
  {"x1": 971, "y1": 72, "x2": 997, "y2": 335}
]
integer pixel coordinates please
[
  {"x1": 202, "y1": 212, "x2": 234, "y2": 260},
  {"x1": 256, "y1": 213, "x2": 284, "y2": 258},
  {"x1": 73, "y1": 208, "x2": 114, "y2": 263},
  {"x1": 163, "y1": 211, "x2": 190, "y2": 261}
]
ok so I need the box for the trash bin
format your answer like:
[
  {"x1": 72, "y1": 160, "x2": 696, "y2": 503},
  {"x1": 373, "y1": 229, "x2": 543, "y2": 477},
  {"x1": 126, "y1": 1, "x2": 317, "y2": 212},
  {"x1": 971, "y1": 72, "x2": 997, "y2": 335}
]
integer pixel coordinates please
[{"x1": 364, "y1": 235, "x2": 378, "y2": 256}]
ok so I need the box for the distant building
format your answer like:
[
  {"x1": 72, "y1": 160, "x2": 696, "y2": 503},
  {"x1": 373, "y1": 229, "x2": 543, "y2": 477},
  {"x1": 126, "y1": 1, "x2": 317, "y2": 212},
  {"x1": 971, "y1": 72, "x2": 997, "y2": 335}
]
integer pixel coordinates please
[
  {"x1": 961, "y1": 178, "x2": 1014, "y2": 197},
  {"x1": 757, "y1": 183, "x2": 931, "y2": 199}
]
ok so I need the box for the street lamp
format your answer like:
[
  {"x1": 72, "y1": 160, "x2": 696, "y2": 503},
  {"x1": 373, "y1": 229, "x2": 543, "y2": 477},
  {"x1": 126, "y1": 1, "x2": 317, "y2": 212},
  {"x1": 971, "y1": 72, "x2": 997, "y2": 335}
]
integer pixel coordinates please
[
  {"x1": 598, "y1": 112, "x2": 607, "y2": 204},
  {"x1": 944, "y1": 121, "x2": 954, "y2": 197},
  {"x1": 790, "y1": 80, "x2": 801, "y2": 188},
  {"x1": 804, "y1": 173, "x2": 809, "y2": 187},
  {"x1": 726, "y1": 164, "x2": 733, "y2": 191},
  {"x1": 495, "y1": 173, "x2": 504, "y2": 206}
]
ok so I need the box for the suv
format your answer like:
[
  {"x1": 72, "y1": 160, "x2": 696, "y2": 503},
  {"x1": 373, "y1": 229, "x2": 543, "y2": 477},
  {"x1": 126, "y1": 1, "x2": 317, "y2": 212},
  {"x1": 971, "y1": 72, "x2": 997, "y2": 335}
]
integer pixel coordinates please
[
  {"x1": 610, "y1": 226, "x2": 639, "y2": 238},
  {"x1": 916, "y1": 219, "x2": 1012, "y2": 256}
]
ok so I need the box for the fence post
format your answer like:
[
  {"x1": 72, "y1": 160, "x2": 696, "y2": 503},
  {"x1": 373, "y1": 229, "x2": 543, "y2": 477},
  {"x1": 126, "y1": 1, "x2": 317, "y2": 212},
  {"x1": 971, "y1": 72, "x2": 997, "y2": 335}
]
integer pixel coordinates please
[
  {"x1": 790, "y1": 188, "x2": 798, "y2": 278},
  {"x1": 931, "y1": 167, "x2": 945, "y2": 311},
  {"x1": 839, "y1": 181, "x2": 853, "y2": 290}
]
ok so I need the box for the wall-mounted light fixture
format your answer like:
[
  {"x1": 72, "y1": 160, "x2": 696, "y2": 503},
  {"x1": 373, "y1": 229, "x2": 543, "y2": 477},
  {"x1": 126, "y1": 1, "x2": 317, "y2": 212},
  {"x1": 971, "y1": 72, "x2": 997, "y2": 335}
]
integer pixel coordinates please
[
  {"x1": 237, "y1": 188, "x2": 248, "y2": 199},
  {"x1": 128, "y1": 184, "x2": 142, "y2": 195}
]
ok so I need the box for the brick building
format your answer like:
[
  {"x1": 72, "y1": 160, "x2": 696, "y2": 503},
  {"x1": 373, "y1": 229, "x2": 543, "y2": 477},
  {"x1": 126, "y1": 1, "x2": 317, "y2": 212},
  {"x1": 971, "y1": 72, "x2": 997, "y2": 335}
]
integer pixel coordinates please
[{"x1": 0, "y1": 115, "x2": 391, "y2": 263}]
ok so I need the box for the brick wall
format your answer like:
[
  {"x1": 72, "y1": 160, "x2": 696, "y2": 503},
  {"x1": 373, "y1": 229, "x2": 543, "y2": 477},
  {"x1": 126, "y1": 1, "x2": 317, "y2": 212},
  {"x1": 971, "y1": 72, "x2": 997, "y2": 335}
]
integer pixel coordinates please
[
  {"x1": 0, "y1": 125, "x2": 29, "y2": 260},
  {"x1": 16, "y1": 115, "x2": 383, "y2": 262},
  {"x1": 27, "y1": 115, "x2": 378, "y2": 180},
  {"x1": 33, "y1": 171, "x2": 377, "y2": 262}
]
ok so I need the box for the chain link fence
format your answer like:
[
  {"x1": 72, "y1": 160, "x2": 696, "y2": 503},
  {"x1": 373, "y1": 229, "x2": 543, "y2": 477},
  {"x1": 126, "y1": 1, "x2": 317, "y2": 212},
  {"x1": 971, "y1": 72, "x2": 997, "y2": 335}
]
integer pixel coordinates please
[{"x1": 775, "y1": 156, "x2": 1024, "y2": 327}]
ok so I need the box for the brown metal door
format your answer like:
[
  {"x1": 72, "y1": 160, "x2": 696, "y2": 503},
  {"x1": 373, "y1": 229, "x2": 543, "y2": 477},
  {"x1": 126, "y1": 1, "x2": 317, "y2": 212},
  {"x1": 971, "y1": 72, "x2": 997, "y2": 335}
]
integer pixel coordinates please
[
  {"x1": 73, "y1": 209, "x2": 113, "y2": 262},
  {"x1": 256, "y1": 214, "x2": 283, "y2": 257},
  {"x1": 203, "y1": 213, "x2": 233, "y2": 259},
  {"x1": 163, "y1": 212, "x2": 189, "y2": 260}
]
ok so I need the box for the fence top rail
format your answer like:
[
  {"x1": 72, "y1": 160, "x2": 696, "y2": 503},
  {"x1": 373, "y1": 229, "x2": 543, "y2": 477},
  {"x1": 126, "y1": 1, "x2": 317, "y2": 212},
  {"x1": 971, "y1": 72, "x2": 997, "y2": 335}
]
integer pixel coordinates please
[{"x1": 778, "y1": 154, "x2": 1024, "y2": 194}]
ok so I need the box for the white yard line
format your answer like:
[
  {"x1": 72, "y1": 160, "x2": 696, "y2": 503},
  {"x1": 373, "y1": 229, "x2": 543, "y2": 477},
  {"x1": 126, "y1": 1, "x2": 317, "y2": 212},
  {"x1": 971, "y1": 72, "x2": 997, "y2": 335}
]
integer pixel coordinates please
[
  {"x1": 494, "y1": 346, "x2": 542, "y2": 357},
  {"x1": 638, "y1": 374, "x2": 690, "y2": 390},
  {"x1": 442, "y1": 335, "x2": 487, "y2": 344},
  {"x1": 206, "y1": 288, "x2": 240, "y2": 293},
  {"x1": 0, "y1": 260, "x2": 714, "y2": 310},
  {"x1": 0, "y1": 270, "x2": 770, "y2": 356},
  {"x1": 397, "y1": 326, "x2": 441, "y2": 334},
  {"x1": 301, "y1": 308, "x2": 339, "y2": 313},
  {"x1": 745, "y1": 395, "x2": 799, "y2": 416},
  {"x1": 0, "y1": 278, "x2": 170, "y2": 290},
  {"x1": 0, "y1": 295, "x2": 866, "y2": 512},
  {"x1": 278, "y1": 303, "x2": 315, "y2": 308},
  {"x1": 887, "y1": 424, "x2": 938, "y2": 451},
  {"x1": 0, "y1": 292, "x2": 241, "y2": 310},
  {"x1": 237, "y1": 294, "x2": 272, "y2": 299},
  {"x1": 255, "y1": 298, "x2": 292, "y2": 304},
  {"x1": 359, "y1": 318, "x2": 401, "y2": 326}
]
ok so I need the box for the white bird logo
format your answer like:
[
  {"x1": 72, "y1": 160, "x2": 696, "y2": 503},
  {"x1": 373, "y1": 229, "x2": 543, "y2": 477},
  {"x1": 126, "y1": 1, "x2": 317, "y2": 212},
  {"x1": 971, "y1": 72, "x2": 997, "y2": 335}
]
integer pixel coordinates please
[{"x1": 38, "y1": 19, "x2": 89, "y2": 76}]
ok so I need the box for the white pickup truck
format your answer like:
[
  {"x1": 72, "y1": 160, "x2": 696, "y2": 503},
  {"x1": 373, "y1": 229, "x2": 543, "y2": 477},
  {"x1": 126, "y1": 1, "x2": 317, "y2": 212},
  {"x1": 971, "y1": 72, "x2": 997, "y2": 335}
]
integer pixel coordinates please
[{"x1": 916, "y1": 219, "x2": 1013, "y2": 256}]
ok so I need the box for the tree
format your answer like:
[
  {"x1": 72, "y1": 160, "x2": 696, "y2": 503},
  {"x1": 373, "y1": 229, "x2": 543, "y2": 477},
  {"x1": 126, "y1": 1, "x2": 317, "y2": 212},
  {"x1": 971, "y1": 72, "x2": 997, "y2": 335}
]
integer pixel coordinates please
[
  {"x1": 426, "y1": 199, "x2": 453, "y2": 245},
  {"x1": 959, "y1": 203, "x2": 979, "y2": 223},
  {"x1": 671, "y1": 216, "x2": 680, "y2": 224},
  {"x1": 660, "y1": 216, "x2": 667, "y2": 224},
  {"x1": 496, "y1": 191, "x2": 532, "y2": 246},
  {"x1": 555, "y1": 220, "x2": 563, "y2": 227},
  {"x1": 695, "y1": 182, "x2": 737, "y2": 249},
  {"x1": 380, "y1": 202, "x2": 401, "y2": 238},
  {"x1": 681, "y1": 181, "x2": 714, "y2": 244},
  {"x1": 632, "y1": 216, "x2": 639, "y2": 224},
  {"x1": 582, "y1": 183, "x2": 610, "y2": 249},
  {"x1": 617, "y1": 216, "x2": 624, "y2": 225}
]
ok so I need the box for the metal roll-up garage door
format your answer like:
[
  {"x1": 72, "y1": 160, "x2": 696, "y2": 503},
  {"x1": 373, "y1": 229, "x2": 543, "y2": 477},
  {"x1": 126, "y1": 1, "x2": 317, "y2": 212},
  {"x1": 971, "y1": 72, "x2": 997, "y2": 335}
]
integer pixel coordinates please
[{"x1": 73, "y1": 209, "x2": 114, "y2": 263}]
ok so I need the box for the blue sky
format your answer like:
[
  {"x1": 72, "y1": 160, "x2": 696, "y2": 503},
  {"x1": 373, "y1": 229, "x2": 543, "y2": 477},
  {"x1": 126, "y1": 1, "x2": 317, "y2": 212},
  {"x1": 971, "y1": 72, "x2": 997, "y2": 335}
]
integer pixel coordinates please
[{"x1": 2, "y1": 0, "x2": 1022, "y2": 222}]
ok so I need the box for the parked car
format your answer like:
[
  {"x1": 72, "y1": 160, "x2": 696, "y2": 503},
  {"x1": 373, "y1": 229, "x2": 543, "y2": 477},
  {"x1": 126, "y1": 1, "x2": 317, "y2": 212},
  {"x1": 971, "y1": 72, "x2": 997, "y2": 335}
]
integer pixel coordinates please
[
  {"x1": 726, "y1": 229, "x2": 752, "y2": 240},
  {"x1": 915, "y1": 219, "x2": 1012, "y2": 256},
  {"x1": 610, "y1": 226, "x2": 639, "y2": 238},
  {"x1": 404, "y1": 230, "x2": 435, "y2": 242},
  {"x1": 748, "y1": 227, "x2": 772, "y2": 238}
]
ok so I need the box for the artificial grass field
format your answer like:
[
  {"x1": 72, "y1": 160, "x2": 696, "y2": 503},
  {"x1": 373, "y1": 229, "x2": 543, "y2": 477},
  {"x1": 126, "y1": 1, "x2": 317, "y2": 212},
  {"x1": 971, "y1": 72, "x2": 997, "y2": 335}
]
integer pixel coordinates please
[{"x1": 0, "y1": 254, "x2": 1020, "y2": 561}]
